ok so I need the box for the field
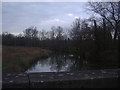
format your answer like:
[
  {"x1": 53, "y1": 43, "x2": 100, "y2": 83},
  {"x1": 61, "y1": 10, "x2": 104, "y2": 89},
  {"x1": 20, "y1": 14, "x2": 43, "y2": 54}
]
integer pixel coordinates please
[{"x1": 2, "y1": 46, "x2": 51, "y2": 73}]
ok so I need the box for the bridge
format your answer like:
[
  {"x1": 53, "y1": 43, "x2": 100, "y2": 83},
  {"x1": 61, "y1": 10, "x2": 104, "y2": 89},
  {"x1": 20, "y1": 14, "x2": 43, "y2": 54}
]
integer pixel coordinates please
[{"x1": 2, "y1": 69, "x2": 120, "y2": 88}]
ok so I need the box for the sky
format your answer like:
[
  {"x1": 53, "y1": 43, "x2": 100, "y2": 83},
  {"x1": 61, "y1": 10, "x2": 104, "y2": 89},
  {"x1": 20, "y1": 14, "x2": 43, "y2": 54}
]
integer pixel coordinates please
[{"x1": 2, "y1": 2, "x2": 91, "y2": 34}]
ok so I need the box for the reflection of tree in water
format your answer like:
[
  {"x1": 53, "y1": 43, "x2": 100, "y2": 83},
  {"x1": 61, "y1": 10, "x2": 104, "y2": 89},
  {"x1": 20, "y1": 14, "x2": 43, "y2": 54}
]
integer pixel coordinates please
[
  {"x1": 47, "y1": 54, "x2": 78, "y2": 72},
  {"x1": 49, "y1": 54, "x2": 89, "y2": 72},
  {"x1": 68, "y1": 54, "x2": 90, "y2": 71},
  {"x1": 39, "y1": 54, "x2": 90, "y2": 72},
  {"x1": 68, "y1": 57, "x2": 83, "y2": 71},
  {"x1": 50, "y1": 54, "x2": 69, "y2": 72},
  {"x1": 27, "y1": 54, "x2": 90, "y2": 72}
]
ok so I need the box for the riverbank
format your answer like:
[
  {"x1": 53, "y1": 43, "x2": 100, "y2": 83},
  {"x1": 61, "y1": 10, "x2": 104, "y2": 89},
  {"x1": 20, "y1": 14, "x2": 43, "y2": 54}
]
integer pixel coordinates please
[{"x1": 2, "y1": 46, "x2": 52, "y2": 73}]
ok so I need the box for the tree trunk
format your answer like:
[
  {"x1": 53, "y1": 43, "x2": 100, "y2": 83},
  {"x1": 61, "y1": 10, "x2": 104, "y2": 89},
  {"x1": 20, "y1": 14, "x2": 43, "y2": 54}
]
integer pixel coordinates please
[
  {"x1": 94, "y1": 20, "x2": 100, "y2": 53},
  {"x1": 118, "y1": 35, "x2": 120, "y2": 68},
  {"x1": 103, "y1": 18, "x2": 106, "y2": 50},
  {"x1": 114, "y1": 23, "x2": 119, "y2": 40}
]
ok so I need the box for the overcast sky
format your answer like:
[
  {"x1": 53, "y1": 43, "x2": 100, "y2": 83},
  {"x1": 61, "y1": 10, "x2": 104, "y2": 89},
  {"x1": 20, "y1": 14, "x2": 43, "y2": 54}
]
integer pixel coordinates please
[{"x1": 2, "y1": 2, "x2": 91, "y2": 34}]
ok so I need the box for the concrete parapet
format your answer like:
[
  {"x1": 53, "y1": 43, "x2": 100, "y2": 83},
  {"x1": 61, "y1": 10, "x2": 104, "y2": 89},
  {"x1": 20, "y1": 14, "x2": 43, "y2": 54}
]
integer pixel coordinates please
[{"x1": 2, "y1": 69, "x2": 120, "y2": 88}]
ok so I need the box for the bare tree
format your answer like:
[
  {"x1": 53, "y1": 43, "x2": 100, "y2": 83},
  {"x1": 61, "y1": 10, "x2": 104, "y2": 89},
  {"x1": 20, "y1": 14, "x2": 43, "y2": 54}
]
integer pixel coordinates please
[
  {"x1": 50, "y1": 26, "x2": 56, "y2": 40},
  {"x1": 40, "y1": 30, "x2": 46, "y2": 40},
  {"x1": 31, "y1": 27, "x2": 38, "y2": 38},
  {"x1": 23, "y1": 26, "x2": 38, "y2": 39},
  {"x1": 56, "y1": 26, "x2": 64, "y2": 40},
  {"x1": 23, "y1": 26, "x2": 39, "y2": 46},
  {"x1": 89, "y1": 2, "x2": 120, "y2": 40},
  {"x1": 70, "y1": 18, "x2": 81, "y2": 40}
]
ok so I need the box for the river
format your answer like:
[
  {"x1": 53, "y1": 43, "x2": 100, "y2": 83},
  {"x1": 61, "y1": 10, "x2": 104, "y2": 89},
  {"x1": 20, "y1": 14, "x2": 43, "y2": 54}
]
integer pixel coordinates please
[{"x1": 26, "y1": 54, "x2": 91, "y2": 73}]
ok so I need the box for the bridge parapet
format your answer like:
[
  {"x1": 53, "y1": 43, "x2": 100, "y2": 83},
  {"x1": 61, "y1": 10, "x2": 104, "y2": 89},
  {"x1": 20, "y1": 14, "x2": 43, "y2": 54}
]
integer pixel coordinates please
[{"x1": 2, "y1": 69, "x2": 120, "y2": 88}]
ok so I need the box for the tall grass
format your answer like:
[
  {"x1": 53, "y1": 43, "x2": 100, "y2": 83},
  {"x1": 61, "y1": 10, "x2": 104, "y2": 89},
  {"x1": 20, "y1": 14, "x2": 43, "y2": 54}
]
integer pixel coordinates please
[{"x1": 2, "y1": 46, "x2": 52, "y2": 73}]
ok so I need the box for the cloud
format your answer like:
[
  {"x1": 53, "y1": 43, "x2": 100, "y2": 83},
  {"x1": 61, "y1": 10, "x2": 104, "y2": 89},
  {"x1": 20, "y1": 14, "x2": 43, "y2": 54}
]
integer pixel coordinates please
[
  {"x1": 67, "y1": 13, "x2": 73, "y2": 17},
  {"x1": 39, "y1": 18, "x2": 68, "y2": 29},
  {"x1": 2, "y1": 2, "x2": 90, "y2": 33},
  {"x1": 54, "y1": 19, "x2": 60, "y2": 22},
  {"x1": 74, "y1": 16, "x2": 79, "y2": 19}
]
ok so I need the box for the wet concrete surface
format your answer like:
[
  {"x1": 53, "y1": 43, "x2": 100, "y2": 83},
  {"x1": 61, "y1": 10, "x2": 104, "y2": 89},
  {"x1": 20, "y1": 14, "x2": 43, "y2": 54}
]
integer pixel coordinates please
[{"x1": 2, "y1": 69, "x2": 120, "y2": 88}]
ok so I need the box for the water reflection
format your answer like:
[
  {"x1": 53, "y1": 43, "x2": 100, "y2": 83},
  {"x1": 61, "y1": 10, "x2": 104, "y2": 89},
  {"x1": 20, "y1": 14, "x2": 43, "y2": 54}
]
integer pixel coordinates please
[{"x1": 26, "y1": 54, "x2": 89, "y2": 73}]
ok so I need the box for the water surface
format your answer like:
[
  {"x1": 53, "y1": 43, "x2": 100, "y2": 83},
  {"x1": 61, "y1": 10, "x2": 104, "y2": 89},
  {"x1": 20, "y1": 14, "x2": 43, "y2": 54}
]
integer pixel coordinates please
[{"x1": 26, "y1": 54, "x2": 89, "y2": 73}]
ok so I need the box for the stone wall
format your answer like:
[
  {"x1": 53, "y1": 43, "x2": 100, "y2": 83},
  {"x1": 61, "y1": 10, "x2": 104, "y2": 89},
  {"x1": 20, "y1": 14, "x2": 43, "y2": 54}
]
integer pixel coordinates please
[{"x1": 2, "y1": 69, "x2": 120, "y2": 88}]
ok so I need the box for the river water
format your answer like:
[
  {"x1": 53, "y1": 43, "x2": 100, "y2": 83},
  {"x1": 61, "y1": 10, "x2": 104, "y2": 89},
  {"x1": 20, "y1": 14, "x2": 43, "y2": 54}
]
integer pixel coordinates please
[{"x1": 26, "y1": 54, "x2": 90, "y2": 73}]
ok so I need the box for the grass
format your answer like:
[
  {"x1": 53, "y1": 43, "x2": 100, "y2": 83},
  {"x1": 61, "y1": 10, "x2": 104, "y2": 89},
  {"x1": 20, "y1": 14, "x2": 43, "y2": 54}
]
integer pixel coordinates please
[{"x1": 2, "y1": 46, "x2": 52, "y2": 73}]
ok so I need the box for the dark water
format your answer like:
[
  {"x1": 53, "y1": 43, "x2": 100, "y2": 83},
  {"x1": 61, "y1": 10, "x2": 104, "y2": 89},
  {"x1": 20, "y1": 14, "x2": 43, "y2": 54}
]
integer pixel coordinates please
[{"x1": 26, "y1": 54, "x2": 90, "y2": 73}]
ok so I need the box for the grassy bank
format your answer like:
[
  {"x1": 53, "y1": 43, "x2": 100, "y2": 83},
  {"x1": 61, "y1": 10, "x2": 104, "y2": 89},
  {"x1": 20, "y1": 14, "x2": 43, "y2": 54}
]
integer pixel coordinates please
[{"x1": 2, "y1": 46, "x2": 52, "y2": 73}]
